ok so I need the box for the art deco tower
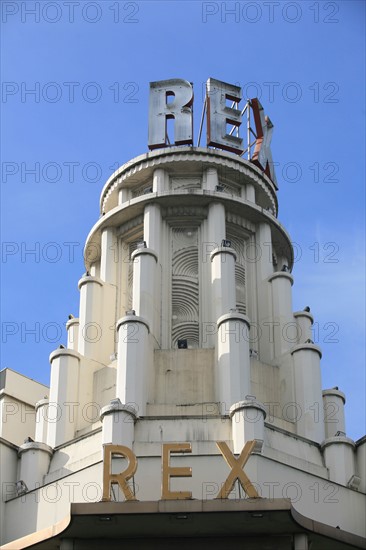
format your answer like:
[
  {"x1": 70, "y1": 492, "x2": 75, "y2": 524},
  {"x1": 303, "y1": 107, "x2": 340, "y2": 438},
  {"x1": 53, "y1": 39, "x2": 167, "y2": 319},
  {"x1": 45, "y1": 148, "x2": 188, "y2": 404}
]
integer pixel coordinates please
[{"x1": 1, "y1": 79, "x2": 365, "y2": 549}]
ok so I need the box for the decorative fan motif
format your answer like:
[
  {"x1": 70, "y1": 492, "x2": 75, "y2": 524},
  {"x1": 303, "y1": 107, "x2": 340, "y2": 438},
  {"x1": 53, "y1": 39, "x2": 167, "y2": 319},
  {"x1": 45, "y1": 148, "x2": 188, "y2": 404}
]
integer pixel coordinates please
[
  {"x1": 172, "y1": 322, "x2": 200, "y2": 348},
  {"x1": 171, "y1": 228, "x2": 198, "y2": 248},
  {"x1": 172, "y1": 247, "x2": 199, "y2": 277},
  {"x1": 172, "y1": 278, "x2": 199, "y2": 320},
  {"x1": 171, "y1": 227, "x2": 199, "y2": 348}
]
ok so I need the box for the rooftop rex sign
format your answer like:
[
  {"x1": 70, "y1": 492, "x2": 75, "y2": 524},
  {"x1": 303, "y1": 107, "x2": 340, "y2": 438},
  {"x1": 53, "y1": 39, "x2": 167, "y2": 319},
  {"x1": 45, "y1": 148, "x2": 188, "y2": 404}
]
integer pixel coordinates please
[{"x1": 148, "y1": 77, "x2": 277, "y2": 187}]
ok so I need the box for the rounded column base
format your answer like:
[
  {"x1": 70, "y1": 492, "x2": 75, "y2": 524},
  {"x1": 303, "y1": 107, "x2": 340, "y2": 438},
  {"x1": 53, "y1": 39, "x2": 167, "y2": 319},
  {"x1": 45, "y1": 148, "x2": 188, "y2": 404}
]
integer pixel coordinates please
[
  {"x1": 291, "y1": 343, "x2": 324, "y2": 443},
  {"x1": 322, "y1": 388, "x2": 346, "y2": 439},
  {"x1": 321, "y1": 436, "x2": 357, "y2": 487},
  {"x1": 18, "y1": 442, "x2": 53, "y2": 491},
  {"x1": 216, "y1": 313, "x2": 251, "y2": 412},
  {"x1": 116, "y1": 315, "x2": 151, "y2": 417},
  {"x1": 230, "y1": 399, "x2": 266, "y2": 454},
  {"x1": 47, "y1": 349, "x2": 80, "y2": 448},
  {"x1": 100, "y1": 399, "x2": 137, "y2": 447}
]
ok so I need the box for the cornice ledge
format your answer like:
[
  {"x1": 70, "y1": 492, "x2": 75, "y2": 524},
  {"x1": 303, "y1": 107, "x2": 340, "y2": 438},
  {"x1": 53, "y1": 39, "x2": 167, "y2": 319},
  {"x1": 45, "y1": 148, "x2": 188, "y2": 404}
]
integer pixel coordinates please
[{"x1": 102, "y1": 150, "x2": 277, "y2": 214}]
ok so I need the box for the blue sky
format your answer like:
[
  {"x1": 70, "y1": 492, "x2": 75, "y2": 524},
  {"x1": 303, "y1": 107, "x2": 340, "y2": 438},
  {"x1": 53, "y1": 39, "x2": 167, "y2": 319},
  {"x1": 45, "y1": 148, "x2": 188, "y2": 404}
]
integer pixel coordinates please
[{"x1": 1, "y1": 0, "x2": 365, "y2": 440}]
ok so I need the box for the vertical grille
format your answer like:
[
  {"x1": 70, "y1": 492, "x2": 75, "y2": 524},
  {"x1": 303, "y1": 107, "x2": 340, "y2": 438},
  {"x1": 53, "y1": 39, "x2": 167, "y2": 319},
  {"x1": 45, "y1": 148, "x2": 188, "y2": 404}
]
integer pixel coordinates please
[
  {"x1": 228, "y1": 234, "x2": 246, "y2": 315},
  {"x1": 171, "y1": 227, "x2": 199, "y2": 348},
  {"x1": 127, "y1": 241, "x2": 139, "y2": 310}
]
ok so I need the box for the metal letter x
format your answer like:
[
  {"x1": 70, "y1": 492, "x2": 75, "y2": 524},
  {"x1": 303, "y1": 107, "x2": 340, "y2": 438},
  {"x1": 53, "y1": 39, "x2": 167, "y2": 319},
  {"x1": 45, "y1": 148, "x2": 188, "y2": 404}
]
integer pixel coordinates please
[{"x1": 216, "y1": 440, "x2": 259, "y2": 499}]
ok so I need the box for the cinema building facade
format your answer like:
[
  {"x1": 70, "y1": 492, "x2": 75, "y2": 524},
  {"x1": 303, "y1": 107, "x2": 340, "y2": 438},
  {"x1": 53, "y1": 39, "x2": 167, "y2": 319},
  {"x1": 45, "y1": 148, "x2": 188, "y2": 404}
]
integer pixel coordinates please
[{"x1": 1, "y1": 79, "x2": 365, "y2": 549}]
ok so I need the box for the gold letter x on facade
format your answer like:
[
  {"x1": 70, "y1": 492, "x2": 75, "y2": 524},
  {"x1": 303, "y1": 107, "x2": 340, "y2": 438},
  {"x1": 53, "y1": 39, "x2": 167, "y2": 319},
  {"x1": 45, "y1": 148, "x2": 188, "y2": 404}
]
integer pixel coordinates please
[{"x1": 216, "y1": 440, "x2": 259, "y2": 499}]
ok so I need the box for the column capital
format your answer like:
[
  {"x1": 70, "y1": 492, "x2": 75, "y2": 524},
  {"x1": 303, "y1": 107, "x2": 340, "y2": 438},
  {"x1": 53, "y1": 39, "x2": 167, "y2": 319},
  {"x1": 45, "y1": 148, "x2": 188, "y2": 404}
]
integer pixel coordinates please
[
  {"x1": 321, "y1": 436, "x2": 355, "y2": 451},
  {"x1": 294, "y1": 311, "x2": 314, "y2": 324},
  {"x1": 268, "y1": 271, "x2": 294, "y2": 285},
  {"x1": 210, "y1": 246, "x2": 237, "y2": 262},
  {"x1": 78, "y1": 275, "x2": 104, "y2": 290},
  {"x1": 116, "y1": 315, "x2": 150, "y2": 333},
  {"x1": 322, "y1": 388, "x2": 346, "y2": 403},
  {"x1": 18, "y1": 442, "x2": 53, "y2": 457},
  {"x1": 230, "y1": 399, "x2": 267, "y2": 419},
  {"x1": 49, "y1": 348, "x2": 81, "y2": 364},
  {"x1": 291, "y1": 343, "x2": 322, "y2": 359},
  {"x1": 100, "y1": 399, "x2": 138, "y2": 421},
  {"x1": 35, "y1": 398, "x2": 49, "y2": 411},
  {"x1": 217, "y1": 312, "x2": 250, "y2": 329},
  {"x1": 131, "y1": 248, "x2": 158, "y2": 263},
  {"x1": 66, "y1": 317, "x2": 80, "y2": 330}
]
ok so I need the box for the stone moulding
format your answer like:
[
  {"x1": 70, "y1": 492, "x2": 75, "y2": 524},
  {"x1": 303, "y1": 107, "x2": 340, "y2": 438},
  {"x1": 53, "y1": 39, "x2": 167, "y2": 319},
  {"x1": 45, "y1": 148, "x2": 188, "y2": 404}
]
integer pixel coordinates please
[{"x1": 100, "y1": 147, "x2": 278, "y2": 215}]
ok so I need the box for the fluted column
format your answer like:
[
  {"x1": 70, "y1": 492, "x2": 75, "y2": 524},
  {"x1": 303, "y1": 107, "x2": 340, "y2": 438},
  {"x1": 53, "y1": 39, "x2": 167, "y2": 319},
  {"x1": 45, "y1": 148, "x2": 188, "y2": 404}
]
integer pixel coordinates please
[
  {"x1": 210, "y1": 246, "x2": 237, "y2": 323},
  {"x1": 131, "y1": 248, "x2": 159, "y2": 344},
  {"x1": 321, "y1": 437, "x2": 356, "y2": 486},
  {"x1": 291, "y1": 343, "x2": 325, "y2": 443},
  {"x1": 322, "y1": 388, "x2": 346, "y2": 438},
  {"x1": 47, "y1": 349, "x2": 80, "y2": 447},
  {"x1": 100, "y1": 227, "x2": 118, "y2": 361},
  {"x1": 269, "y1": 271, "x2": 295, "y2": 413},
  {"x1": 216, "y1": 312, "x2": 251, "y2": 413},
  {"x1": 268, "y1": 271, "x2": 295, "y2": 356},
  {"x1": 294, "y1": 310, "x2": 313, "y2": 344},
  {"x1": 202, "y1": 199, "x2": 226, "y2": 348},
  {"x1": 230, "y1": 399, "x2": 266, "y2": 454},
  {"x1": 144, "y1": 203, "x2": 161, "y2": 255},
  {"x1": 207, "y1": 202, "x2": 226, "y2": 249},
  {"x1": 134, "y1": 203, "x2": 162, "y2": 344},
  {"x1": 255, "y1": 222, "x2": 273, "y2": 363},
  {"x1": 78, "y1": 275, "x2": 103, "y2": 360},
  {"x1": 66, "y1": 317, "x2": 79, "y2": 351},
  {"x1": 101, "y1": 227, "x2": 117, "y2": 285},
  {"x1": 116, "y1": 315, "x2": 151, "y2": 417},
  {"x1": 18, "y1": 442, "x2": 53, "y2": 491},
  {"x1": 100, "y1": 399, "x2": 137, "y2": 448}
]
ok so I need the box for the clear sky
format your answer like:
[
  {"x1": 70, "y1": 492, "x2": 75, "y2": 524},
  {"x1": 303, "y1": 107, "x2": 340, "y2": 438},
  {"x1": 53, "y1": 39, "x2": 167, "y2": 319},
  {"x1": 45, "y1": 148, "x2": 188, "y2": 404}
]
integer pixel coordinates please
[{"x1": 1, "y1": 0, "x2": 365, "y2": 440}]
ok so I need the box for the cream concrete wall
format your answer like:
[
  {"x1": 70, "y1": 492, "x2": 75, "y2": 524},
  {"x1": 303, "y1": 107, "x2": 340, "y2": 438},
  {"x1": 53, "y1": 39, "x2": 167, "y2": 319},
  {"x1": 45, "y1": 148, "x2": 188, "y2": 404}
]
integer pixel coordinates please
[
  {"x1": 92, "y1": 365, "x2": 116, "y2": 408},
  {"x1": 0, "y1": 439, "x2": 18, "y2": 500},
  {"x1": 45, "y1": 429, "x2": 102, "y2": 484},
  {"x1": 2, "y1": 462, "x2": 102, "y2": 545},
  {"x1": 2, "y1": 442, "x2": 365, "y2": 545},
  {"x1": 0, "y1": 440, "x2": 18, "y2": 545},
  {"x1": 0, "y1": 369, "x2": 49, "y2": 405},
  {"x1": 0, "y1": 369, "x2": 49, "y2": 446},
  {"x1": 151, "y1": 349, "x2": 215, "y2": 405},
  {"x1": 149, "y1": 353, "x2": 297, "y2": 433},
  {"x1": 255, "y1": 454, "x2": 365, "y2": 538},
  {"x1": 356, "y1": 437, "x2": 366, "y2": 493}
]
